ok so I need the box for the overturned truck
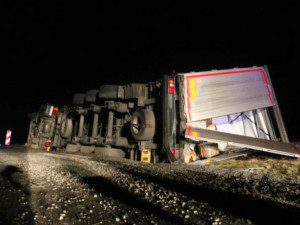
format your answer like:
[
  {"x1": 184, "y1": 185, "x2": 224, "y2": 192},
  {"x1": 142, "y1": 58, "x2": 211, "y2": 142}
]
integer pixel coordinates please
[{"x1": 27, "y1": 66, "x2": 300, "y2": 163}]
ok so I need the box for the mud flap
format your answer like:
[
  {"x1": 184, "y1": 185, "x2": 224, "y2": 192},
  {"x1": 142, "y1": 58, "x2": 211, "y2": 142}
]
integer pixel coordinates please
[{"x1": 185, "y1": 126, "x2": 300, "y2": 158}]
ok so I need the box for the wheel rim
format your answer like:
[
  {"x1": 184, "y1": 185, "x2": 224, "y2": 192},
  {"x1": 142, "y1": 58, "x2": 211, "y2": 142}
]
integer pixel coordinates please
[{"x1": 131, "y1": 115, "x2": 142, "y2": 135}]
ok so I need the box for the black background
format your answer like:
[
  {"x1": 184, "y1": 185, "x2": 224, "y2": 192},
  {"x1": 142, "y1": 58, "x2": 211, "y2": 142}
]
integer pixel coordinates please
[{"x1": 1, "y1": 1, "x2": 299, "y2": 144}]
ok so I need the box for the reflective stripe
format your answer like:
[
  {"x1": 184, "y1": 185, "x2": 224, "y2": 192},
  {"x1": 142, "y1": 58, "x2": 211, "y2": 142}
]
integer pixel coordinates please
[{"x1": 5, "y1": 130, "x2": 11, "y2": 145}]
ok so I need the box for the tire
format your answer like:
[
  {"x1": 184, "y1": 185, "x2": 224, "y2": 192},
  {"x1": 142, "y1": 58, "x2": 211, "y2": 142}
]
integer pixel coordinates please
[
  {"x1": 130, "y1": 109, "x2": 155, "y2": 141},
  {"x1": 94, "y1": 147, "x2": 125, "y2": 158},
  {"x1": 27, "y1": 113, "x2": 37, "y2": 120},
  {"x1": 73, "y1": 93, "x2": 86, "y2": 106},
  {"x1": 66, "y1": 144, "x2": 80, "y2": 153},
  {"x1": 85, "y1": 89, "x2": 99, "y2": 103},
  {"x1": 80, "y1": 145, "x2": 95, "y2": 154},
  {"x1": 61, "y1": 119, "x2": 73, "y2": 138},
  {"x1": 98, "y1": 85, "x2": 119, "y2": 99}
]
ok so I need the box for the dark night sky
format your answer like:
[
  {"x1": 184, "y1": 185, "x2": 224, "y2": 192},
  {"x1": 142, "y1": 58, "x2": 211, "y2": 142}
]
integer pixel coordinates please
[{"x1": 1, "y1": 1, "x2": 299, "y2": 143}]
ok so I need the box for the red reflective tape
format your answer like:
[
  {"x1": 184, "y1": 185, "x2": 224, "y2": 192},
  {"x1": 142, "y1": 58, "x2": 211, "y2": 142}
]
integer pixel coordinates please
[
  {"x1": 185, "y1": 68, "x2": 263, "y2": 79},
  {"x1": 259, "y1": 70, "x2": 274, "y2": 105},
  {"x1": 290, "y1": 142, "x2": 300, "y2": 154},
  {"x1": 187, "y1": 125, "x2": 191, "y2": 135},
  {"x1": 171, "y1": 149, "x2": 176, "y2": 156}
]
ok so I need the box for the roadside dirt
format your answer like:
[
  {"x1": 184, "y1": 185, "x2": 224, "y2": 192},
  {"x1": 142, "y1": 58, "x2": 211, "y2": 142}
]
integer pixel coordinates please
[
  {"x1": 208, "y1": 152, "x2": 300, "y2": 178},
  {"x1": 0, "y1": 145, "x2": 299, "y2": 225}
]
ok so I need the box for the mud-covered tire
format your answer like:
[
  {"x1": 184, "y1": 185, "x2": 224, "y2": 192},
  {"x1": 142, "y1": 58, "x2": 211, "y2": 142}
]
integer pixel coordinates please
[
  {"x1": 66, "y1": 144, "x2": 80, "y2": 153},
  {"x1": 27, "y1": 113, "x2": 37, "y2": 120},
  {"x1": 73, "y1": 93, "x2": 86, "y2": 106},
  {"x1": 80, "y1": 145, "x2": 95, "y2": 154},
  {"x1": 94, "y1": 147, "x2": 125, "y2": 158},
  {"x1": 98, "y1": 85, "x2": 119, "y2": 99},
  {"x1": 60, "y1": 119, "x2": 73, "y2": 138},
  {"x1": 85, "y1": 89, "x2": 99, "y2": 103},
  {"x1": 130, "y1": 109, "x2": 155, "y2": 141}
]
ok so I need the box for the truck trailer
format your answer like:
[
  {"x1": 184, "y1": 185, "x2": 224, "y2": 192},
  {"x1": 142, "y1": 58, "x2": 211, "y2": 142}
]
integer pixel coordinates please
[{"x1": 27, "y1": 66, "x2": 300, "y2": 163}]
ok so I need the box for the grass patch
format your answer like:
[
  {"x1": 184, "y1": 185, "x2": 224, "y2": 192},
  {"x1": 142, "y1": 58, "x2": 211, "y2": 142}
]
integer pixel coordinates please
[{"x1": 209, "y1": 154, "x2": 300, "y2": 178}]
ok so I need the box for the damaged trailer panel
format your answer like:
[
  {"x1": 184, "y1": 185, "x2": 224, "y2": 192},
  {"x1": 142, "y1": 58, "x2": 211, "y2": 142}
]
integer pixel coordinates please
[
  {"x1": 185, "y1": 127, "x2": 300, "y2": 158},
  {"x1": 180, "y1": 66, "x2": 299, "y2": 159}
]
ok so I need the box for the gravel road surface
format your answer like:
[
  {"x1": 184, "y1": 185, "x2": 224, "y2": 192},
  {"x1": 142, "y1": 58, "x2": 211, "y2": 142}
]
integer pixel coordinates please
[{"x1": 0, "y1": 145, "x2": 299, "y2": 225}]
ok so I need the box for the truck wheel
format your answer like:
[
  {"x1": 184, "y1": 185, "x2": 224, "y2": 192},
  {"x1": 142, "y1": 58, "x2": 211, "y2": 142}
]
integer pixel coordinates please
[
  {"x1": 85, "y1": 89, "x2": 99, "y2": 103},
  {"x1": 94, "y1": 147, "x2": 125, "y2": 158},
  {"x1": 73, "y1": 93, "x2": 86, "y2": 106},
  {"x1": 130, "y1": 109, "x2": 155, "y2": 141},
  {"x1": 61, "y1": 119, "x2": 73, "y2": 138}
]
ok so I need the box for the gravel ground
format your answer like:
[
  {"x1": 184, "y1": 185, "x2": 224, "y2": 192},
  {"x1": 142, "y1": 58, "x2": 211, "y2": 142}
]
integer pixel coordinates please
[{"x1": 0, "y1": 145, "x2": 299, "y2": 225}]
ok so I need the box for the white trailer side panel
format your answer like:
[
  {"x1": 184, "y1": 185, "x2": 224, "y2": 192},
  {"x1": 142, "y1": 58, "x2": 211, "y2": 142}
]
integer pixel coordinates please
[{"x1": 181, "y1": 67, "x2": 274, "y2": 122}]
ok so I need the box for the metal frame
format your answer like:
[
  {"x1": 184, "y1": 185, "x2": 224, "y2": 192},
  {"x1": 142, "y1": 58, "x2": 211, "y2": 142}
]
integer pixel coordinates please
[
  {"x1": 185, "y1": 126, "x2": 300, "y2": 158},
  {"x1": 162, "y1": 75, "x2": 177, "y2": 163},
  {"x1": 263, "y1": 66, "x2": 289, "y2": 143}
]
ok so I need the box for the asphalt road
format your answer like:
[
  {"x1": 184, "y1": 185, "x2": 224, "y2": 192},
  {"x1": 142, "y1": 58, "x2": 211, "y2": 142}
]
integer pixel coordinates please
[{"x1": 0, "y1": 145, "x2": 299, "y2": 225}]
